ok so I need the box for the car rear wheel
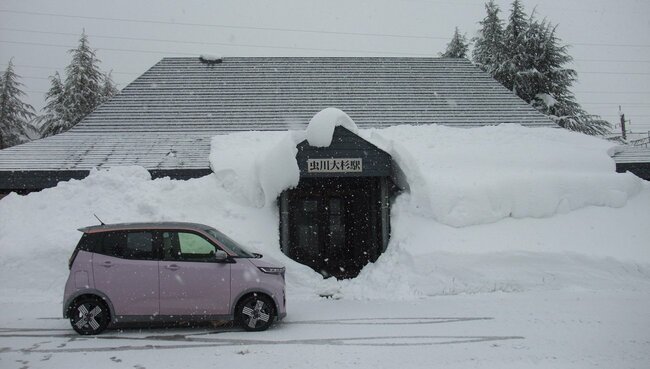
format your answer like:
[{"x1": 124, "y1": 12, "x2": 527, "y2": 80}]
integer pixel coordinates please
[
  {"x1": 236, "y1": 293, "x2": 275, "y2": 331},
  {"x1": 69, "y1": 297, "x2": 110, "y2": 335}
]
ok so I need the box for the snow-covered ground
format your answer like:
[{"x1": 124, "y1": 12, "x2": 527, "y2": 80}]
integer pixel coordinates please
[
  {"x1": 0, "y1": 291, "x2": 648, "y2": 369},
  {"x1": 1, "y1": 122, "x2": 649, "y2": 368}
]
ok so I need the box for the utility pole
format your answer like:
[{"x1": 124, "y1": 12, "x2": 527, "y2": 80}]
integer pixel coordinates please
[{"x1": 619, "y1": 106, "x2": 629, "y2": 141}]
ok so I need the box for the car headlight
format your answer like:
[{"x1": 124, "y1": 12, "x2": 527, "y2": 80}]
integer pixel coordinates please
[{"x1": 258, "y1": 266, "x2": 285, "y2": 275}]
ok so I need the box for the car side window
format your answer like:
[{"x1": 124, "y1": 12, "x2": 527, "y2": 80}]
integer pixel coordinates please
[
  {"x1": 162, "y1": 231, "x2": 217, "y2": 262},
  {"x1": 100, "y1": 231, "x2": 155, "y2": 260},
  {"x1": 125, "y1": 232, "x2": 155, "y2": 260},
  {"x1": 101, "y1": 232, "x2": 126, "y2": 257}
]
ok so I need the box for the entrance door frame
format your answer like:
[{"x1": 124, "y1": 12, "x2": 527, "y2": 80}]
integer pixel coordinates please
[{"x1": 279, "y1": 125, "x2": 395, "y2": 279}]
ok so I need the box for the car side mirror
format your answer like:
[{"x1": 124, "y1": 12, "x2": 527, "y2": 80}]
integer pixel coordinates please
[{"x1": 214, "y1": 249, "x2": 229, "y2": 262}]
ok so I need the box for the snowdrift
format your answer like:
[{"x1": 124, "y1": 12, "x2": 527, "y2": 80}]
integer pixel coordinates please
[
  {"x1": 365, "y1": 124, "x2": 642, "y2": 227},
  {"x1": 1, "y1": 124, "x2": 649, "y2": 302}
]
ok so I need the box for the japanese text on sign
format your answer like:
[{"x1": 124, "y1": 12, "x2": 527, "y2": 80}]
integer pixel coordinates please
[{"x1": 307, "y1": 158, "x2": 363, "y2": 173}]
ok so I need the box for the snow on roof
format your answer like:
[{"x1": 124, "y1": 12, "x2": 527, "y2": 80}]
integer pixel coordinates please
[
  {"x1": 306, "y1": 108, "x2": 359, "y2": 147},
  {"x1": 207, "y1": 123, "x2": 643, "y2": 227},
  {"x1": 0, "y1": 57, "x2": 557, "y2": 189},
  {"x1": 364, "y1": 124, "x2": 642, "y2": 227},
  {"x1": 610, "y1": 146, "x2": 650, "y2": 164}
]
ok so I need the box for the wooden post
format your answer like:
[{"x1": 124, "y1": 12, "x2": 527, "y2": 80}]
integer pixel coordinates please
[{"x1": 619, "y1": 106, "x2": 627, "y2": 141}]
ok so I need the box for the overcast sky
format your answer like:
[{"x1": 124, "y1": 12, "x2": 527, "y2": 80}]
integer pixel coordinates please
[{"x1": 1, "y1": 0, "x2": 649, "y2": 134}]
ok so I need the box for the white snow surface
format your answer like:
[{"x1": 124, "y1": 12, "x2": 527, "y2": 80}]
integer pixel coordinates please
[
  {"x1": 209, "y1": 131, "x2": 301, "y2": 207},
  {"x1": 364, "y1": 124, "x2": 643, "y2": 227},
  {"x1": 306, "y1": 107, "x2": 359, "y2": 147},
  {"x1": 0, "y1": 124, "x2": 649, "y2": 304}
]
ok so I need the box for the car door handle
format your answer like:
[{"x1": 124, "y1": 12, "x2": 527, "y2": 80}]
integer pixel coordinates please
[
  {"x1": 101, "y1": 261, "x2": 113, "y2": 268},
  {"x1": 164, "y1": 264, "x2": 180, "y2": 271}
]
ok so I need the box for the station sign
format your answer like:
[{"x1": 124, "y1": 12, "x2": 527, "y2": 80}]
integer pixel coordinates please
[{"x1": 307, "y1": 158, "x2": 363, "y2": 173}]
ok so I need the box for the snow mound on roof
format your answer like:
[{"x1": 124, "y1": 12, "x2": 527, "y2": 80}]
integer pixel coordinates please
[
  {"x1": 365, "y1": 124, "x2": 643, "y2": 227},
  {"x1": 306, "y1": 108, "x2": 359, "y2": 147},
  {"x1": 209, "y1": 131, "x2": 301, "y2": 207}
]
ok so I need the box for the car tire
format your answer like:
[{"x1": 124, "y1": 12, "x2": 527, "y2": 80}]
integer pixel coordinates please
[
  {"x1": 69, "y1": 296, "x2": 110, "y2": 335},
  {"x1": 236, "y1": 293, "x2": 275, "y2": 332}
]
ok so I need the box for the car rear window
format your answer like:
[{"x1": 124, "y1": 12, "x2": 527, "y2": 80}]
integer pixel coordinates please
[{"x1": 76, "y1": 233, "x2": 103, "y2": 253}]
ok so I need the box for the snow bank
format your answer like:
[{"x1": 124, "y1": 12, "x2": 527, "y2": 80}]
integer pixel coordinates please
[
  {"x1": 365, "y1": 124, "x2": 643, "y2": 227},
  {"x1": 1, "y1": 124, "x2": 649, "y2": 303},
  {"x1": 0, "y1": 166, "x2": 323, "y2": 301},
  {"x1": 336, "y1": 187, "x2": 650, "y2": 299},
  {"x1": 306, "y1": 107, "x2": 359, "y2": 147}
]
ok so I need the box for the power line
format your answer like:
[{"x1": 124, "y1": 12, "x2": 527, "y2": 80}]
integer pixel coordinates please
[
  {"x1": 4, "y1": 39, "x2": 650, "y2": 77},
  {"x1": 0, "y1": 9, "x2": 448, "y2": 41},
  {"x1": 4, "y1": 26, "x2": 650, "y2": 63},
  {"x1": 571, "y1": 41, "x2": 650, "y2": 48},
  {"x1": 576, "y1": 91, "x2": 650, "y2": 94},
  {"x1": 0, "y1": 40, "x2": 195, "y2": 56},
  {"x1": 0, "y1": 27, "x2": 430, "y2": 56},
  {"x1": 583, "y1": 102, "x2": 650, "y2": 106},
  {"x1": 575, "y1": 59, "x2": 650, "y2": 64},
  {"x1": 2, "y1": 8, "x2": 650, "y2": 48},
  {"x1": 580, "y1": 71, "x2": 650, "y2": 76},
  {"x1": 19, "y1": 75, "x2": 49, "y2": 80},
  {"x1": 602, "y1": 114, "x2": 650, "y2": 116},
  {"x1": 1, "y1": 62, "x2": 141, "y2": 75}
]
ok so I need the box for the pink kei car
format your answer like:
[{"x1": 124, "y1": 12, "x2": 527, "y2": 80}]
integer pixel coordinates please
[{"x1": 63, "y1": 222, "x2": 286, "y2": 335}]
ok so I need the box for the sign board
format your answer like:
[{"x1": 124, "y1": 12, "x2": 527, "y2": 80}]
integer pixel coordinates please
[{"x1": 307, "y1": 158, "x2": 363, "y2": 173}]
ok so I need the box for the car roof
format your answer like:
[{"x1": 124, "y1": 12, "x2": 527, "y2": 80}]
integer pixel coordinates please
[{"x1": 78, "y1": 221, "x2": 213, "y2": 234}]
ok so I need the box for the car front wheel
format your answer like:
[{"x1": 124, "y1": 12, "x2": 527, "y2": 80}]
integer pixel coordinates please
[
  {"x1": 236, "y1": 293, "x2": 275, "y2": 331},
  {"x1": 69, "y1": 297, "x2": 110, "y2": 335}
]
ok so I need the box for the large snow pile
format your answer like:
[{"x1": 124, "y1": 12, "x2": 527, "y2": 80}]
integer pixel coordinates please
[
  {"x1": 1, "y1": 124, "x2": 649, "y2": 303},
  {"x1": 364, "y1": 124, "x2": 643, "y2": 227}
]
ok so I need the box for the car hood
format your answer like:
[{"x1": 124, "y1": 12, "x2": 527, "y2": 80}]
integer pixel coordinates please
[{"x1": 248, "y1": 255, "x2": 285, "y2": 269}]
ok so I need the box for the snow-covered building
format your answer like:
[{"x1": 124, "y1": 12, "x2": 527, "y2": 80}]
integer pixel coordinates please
[
  {"x1": 0, "y1": 57, "x2": 556, "y2": 193},
  {"x1": 611, "y1": 146, "x2": 650, "y2": 180},
  {"x1": 0, "y1": 56, "x2": 561, "y2": 277}
]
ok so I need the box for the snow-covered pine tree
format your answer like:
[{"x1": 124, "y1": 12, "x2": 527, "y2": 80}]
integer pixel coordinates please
[
  {"x1": 527, "y1": 23, "x2": 610, "y2": 135},
  {"x1": 441, "y1": 27, "x2": 469, "y2": 58},
  {"x1": 41, "y1": 31, "x2": 105, "y2": 137},
  {"x1": 99, "y1": 71, "x2": 118, "y2": 104},
  {"x1": 501, "y1": 0, "x2": 529, "y2": 92},
  {"x1": 0, "y1": 59, "x2": 36, "y2": 149},
  {"x1": 472, "y1": 0, "x2": 505, "y2": 77},
  {"x1": 38, "y1": 72, "x2": 67, "y2": 137}
]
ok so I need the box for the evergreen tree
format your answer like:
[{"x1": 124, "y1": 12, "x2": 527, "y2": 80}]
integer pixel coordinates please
[
  {"x1": 0, "y1": 60, "x2": 35, "y2": 149},
  {"x1": 527, "y1": 23, "x2": 610, "y2": 135},
  {"x1": 41, "y1": 31, "x2": 110, "y2": 137},
  {"x1": 472, "y1": 0, "x2": 505, "y2": 77},
  {"x1": 501, "y1": 0, "x2": 529, "y2": 92},
  {"x1": 472, "y1": 1, "x2": 609, "y2": 135},
  {"x1": 99, "y1": 71, "x2": 118, "y2": 104},
  {"x1": 441, "y1": 27, "x2": 469, "y2": 58},
  {"x1": 38, "y1": 72, "x2": 66, "y2": 137}
]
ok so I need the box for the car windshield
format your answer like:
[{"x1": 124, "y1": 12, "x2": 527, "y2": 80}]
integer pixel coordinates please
[{"x1": 205, "y1": 228, "x2": 255, "y2": 258}]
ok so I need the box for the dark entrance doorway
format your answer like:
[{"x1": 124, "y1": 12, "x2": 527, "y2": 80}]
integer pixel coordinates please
[
  {"x1": 279, "y1": 126, "x2": 395, "y2": 279},
  {"x1": 287, "y1": 177, "x2": 381, "y2": 279}
]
